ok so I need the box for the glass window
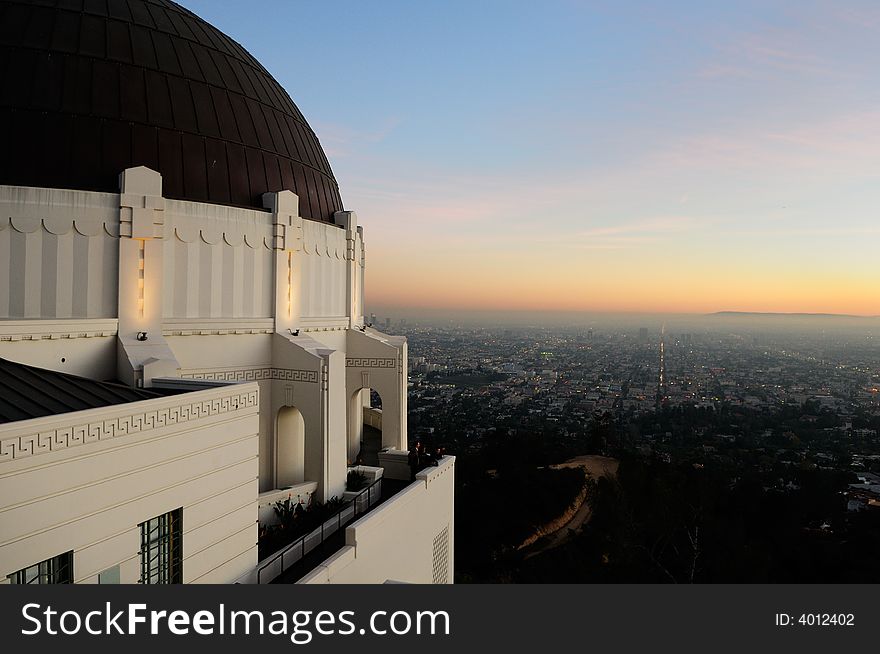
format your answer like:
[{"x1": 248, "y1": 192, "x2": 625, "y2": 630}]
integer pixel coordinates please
[
  {"x1": 8, "y1": 551, "x2": 73, "y2": 584},
  {"x1": 98, "y1": 565, "x2": 120, "y2": 584},
  {"x1": 139, "y1": 508, "x2": 182, "y2": 584}
]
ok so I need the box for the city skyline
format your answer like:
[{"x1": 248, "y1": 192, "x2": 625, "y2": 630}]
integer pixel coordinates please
[{"x1": 189, "y1": 0, "x2": 880, "y2": 315}]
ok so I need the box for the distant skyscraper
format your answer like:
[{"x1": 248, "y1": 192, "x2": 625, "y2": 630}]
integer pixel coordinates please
[
  {"x1": 385, "y1": 317, "x2": 392, "y2": 331},
  {"x1": 639, "y1": 327, "x2": 649, "y2": 342},
  {"x1": 588, "y1": 328, "x2": 594, "y2": 341}
]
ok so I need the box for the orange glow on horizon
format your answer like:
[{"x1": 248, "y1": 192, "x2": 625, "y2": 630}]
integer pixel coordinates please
[{"x1": 363, "y1": 243, "x2": 879, "y2": 317}]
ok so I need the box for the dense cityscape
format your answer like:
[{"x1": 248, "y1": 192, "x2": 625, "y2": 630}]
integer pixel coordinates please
[{"x1": 374, "y1": 313, "x2": 880, "y2": 582}]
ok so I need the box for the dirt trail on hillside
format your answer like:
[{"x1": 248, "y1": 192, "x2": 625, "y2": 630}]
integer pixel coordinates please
[{"x1": 522, "y1": 455, "x2": 618, "y2": 560}]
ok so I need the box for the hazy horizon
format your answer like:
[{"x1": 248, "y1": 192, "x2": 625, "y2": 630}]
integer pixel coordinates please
[{"x1": 364, "y1": 306, "x2": 880, "y2": 331}]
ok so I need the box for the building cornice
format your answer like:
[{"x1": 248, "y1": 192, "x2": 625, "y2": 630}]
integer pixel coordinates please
[
  {"x1": 0, "y1": 384, "x2": 259, "y2": 465},
  {"x1": 0, "y1": 319, "x2": 118, "y2": 341}
]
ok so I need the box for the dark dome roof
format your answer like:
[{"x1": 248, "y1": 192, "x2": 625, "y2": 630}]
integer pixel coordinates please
[{"x1": 0, "y1": 0, "x2": 343, "y2": 222}]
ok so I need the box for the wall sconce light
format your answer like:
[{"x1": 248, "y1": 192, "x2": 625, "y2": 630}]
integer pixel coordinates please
[{"x1": 136, "y1": 331, "x2": 148, "y2": 341}]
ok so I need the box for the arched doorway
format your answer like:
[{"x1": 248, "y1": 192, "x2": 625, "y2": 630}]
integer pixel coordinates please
[
  {"x1": 276, "y1": 406, "x2": 305, "y2": 487},
  {"x1": 349, "y1": 387, "x2": 383, "y2": 466}
]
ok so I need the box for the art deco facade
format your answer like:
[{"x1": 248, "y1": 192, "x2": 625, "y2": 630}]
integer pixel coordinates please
[{"x1": 0, "y1": 0, "x2": 453, "y2": 585}]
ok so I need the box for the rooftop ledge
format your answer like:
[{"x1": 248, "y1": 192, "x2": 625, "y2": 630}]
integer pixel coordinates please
[
  {"x1": 297, "y1": 455, "x2": 456, "y2": 585},
  {"x1": 244, "y1": 455, "x2": 455, "y2": 584}
]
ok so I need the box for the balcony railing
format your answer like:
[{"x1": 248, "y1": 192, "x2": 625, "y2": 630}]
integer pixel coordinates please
[{"x1": 256, "y1": 478, "x2": 383, "y2": 584}]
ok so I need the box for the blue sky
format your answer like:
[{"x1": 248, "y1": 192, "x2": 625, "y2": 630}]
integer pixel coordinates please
[{"x1": 186, "y1": 1, "x2": 880, "y2": 314}]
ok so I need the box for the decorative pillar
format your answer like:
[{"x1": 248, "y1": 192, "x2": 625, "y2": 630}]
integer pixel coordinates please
[
  {"x1": 116, "y1": 166, "x2": 178, "y2": 387},
  {"x1": 357, "y1": 225, "x2": 366, "y2": 324},
  {"x1": 334, "y1": 210, "x2": 361, "y2": 328},
  {"x1": 398, "y1": 339, "x2": 409, "y2": 451},
  {"x1": 264, "y1": 190, "x2": 302, "y2": 334}
]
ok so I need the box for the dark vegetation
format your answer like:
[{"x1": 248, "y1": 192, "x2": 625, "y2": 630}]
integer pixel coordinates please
[
  {"x1": 455, "y1": 430, "x2": 587, "y2": 582},
  {"x1": 457, "y1": 466, "x2": 585, "y2": 567},
  {"x1": 346, "y1": 469, "x2": 367, "y2": 492},
  {"x1": 258, "y1": 495, "x2": 347, "y2": 561},
  {"x1": 514, "y1": 455, "x2": 880, "y2": 583},
  {"x1": 452, "y1": 409, "x2": 880, "y2": 583}
]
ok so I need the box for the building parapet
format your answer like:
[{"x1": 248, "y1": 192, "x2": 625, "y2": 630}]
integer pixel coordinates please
[
  {"x1": 0, "y1": 382, "x2": 259, "y2": 468},
  {"x1": 299, "y1": 456, "x2": 455, "y2": 584},
  {"x1": 0, "y1": 319, "x2": 118, "y2": 341}
]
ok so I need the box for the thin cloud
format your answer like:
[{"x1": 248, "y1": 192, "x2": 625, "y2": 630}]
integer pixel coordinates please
[
  {"x1": 738, "y1": 38, "x2": 831, "y2": 76},
  {"x1": 652, "y1": 110, "x2": 880, "y2": 176},
  {"x1": 314, "y1": 117, "x2": 403, "y2": 158},
  {"x1": 577, "y1": 216, "x2": 696, "y2": 238},
  {"x1": 830, "y1": 5, "x2": 880, "y2": 30},
  {"x1": 693, "y1": 9, "x2": 864, "y2": 82},
  {"x1": 721, "y1": 226, "x2": 880, "y2": 237}
]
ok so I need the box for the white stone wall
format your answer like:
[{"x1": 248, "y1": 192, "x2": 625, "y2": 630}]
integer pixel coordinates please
[
  {"x1": 0, "y1": 183, "x2": 356, "y2": 324},
  {"x1": 0, "y1": 383, "x2": 260, "y2": 584},
  {"x1": 162, "y1": 199, "x2": 274, "y2": 319},
  {"x1": 0, "y1": 186, "x2": 119, "y2": 319},
  {"x1": 299, "y1": 457, "x2": 455, "y2": 585},
  {"x1": 0, "y1": 319, "x2": 118, "y2": 379},
  {"x1": 299, "y1": 219, "x2": 348, "y2": 319}
]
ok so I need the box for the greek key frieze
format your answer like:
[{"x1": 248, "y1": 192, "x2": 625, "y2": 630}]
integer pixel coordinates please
[
  {"x1": 345, "y1": 358, "x2": 397, "y2": 369},
  {"x1": 0, "y1": 389, "x2": 259, "y2": 463},
  {"x1": 181, "y1": 367, "x2": 319, "y2": 384}
]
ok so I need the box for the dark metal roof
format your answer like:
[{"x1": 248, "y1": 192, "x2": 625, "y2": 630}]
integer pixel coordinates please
[
  {"x1": 0, "y1": 0, "x2": 343, "y2": 222},
  {"x1": 0, "y1": 357, "x2": 162, "y2": 424}
]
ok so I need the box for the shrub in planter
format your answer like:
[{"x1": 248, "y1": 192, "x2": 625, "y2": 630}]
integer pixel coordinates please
[
  {"x1": 346, "y1": 469, "x2": 367, "y2": 492},
  {"x1": 258, "y1": 494, "x2": 351, "y2": 560}
]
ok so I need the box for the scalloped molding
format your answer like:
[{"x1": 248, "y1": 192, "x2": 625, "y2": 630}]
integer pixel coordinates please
[{"x1": 0, "y1": 216, "x2": 120, "y2": 238}]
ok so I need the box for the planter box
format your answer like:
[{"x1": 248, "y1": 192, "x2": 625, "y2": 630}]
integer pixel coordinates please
[
  {"x1": 258, "y1": 482, "x2": 318, "y2": 526},
  {"x1": 377, "y1": 449, "x2": 410, "y2": 481}
]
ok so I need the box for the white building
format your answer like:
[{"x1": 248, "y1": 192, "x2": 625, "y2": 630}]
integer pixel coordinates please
[{"x1": 0, "y1": 0, "x2": 453, "y2": 585}]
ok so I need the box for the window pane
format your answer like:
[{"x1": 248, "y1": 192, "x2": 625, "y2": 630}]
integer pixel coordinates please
[
  {"x1": 98, "y1": 565, "x2": 120, "y2": 584},
  {"x1": 8, "y1": 551, "x2": 72, "y2": 584},
  {"x1": 139, "y1": 508, "x2": 182, "y2": 584}
]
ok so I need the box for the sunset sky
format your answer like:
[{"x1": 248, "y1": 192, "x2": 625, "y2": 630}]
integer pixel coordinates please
[{"x1": 189, "y1": 0, "x2": 880, "y2": 316}]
